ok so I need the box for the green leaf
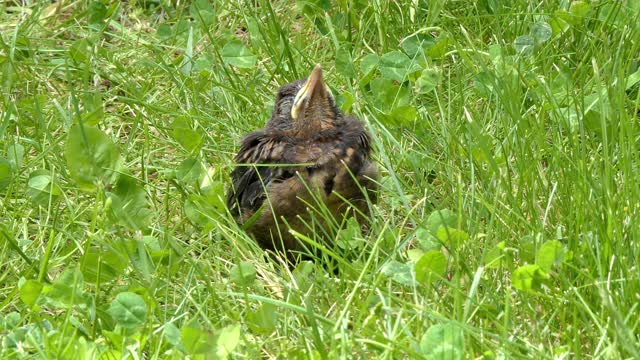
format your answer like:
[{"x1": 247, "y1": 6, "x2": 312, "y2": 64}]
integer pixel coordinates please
[
  {"x1": 484, "y1": 241, "x2": 508, "y2": 268},
  {"x1": 569, "y1": 1, "x2": 590, "y2": 21},
  {"x1": 181, "y1": 25, "x2": 194, "y2": 75},
  {"x1": 221, "y1": 41, "x2": 257, "y2": 69},
  {"x1": 426, "y1": 35, "x2": 452, "y2": 59},
  {"x1": 181, "y1": 320, "x2": 214, "y2": 355},
  {"x1": 401, "y1": 33, "x2": 435, "y2": 58},
  {"x1": 474, "y1": 71, "x2": 497, "y2": 97},
  {"x1": 1, "y1": 312, "x2": 21, "y2": 330},
  {"x1": 514, "y1": 35, "x2": 534, "y2": 55},
  {"x1": 107, "y1": 173, "x2": 153, "y2": 231},
  {"x1": 336, "y1": 47, "x2": 356, "y2": 78},
  {"x1": 415, "y1": 67, "x2": 441, "y2": 94},
  {"x1": 247, "y1": 303, "x2": 277, "y2": 334},
  {"x1": 369, "y1": 77, "x2": 411, "y2": 111},
  {"x1": 415, "y1": 250, "x2": 447, "y2": 286},
  {"x1": 406, "y1": 248, "x2": 424, "y2": 263},
  {"x1": 336, "y1": 217, "x2": 363, "y2": 250},
  {"x1": 156, "y1": 24, "x2": 172, "y2": 39},
  {"x1": 26, "y1": 170, "x2": 62, "y2": 207},
  {"x1": 1, "y1": 55, "x2": 16, "y2": 90},
  {"x1": 19, "y1": 278, "x2": 43, "y2": 308},
  {"x1": 531, "y1": 22, "x2": 552, "y2": 43},
  {"x1": 176, "y1": 158, "x2": 204, "y2": 184},
  {"x1": 82, "y1": 92, "x2": 104, "y2": 126},
  {"x1": 535, "y1": 240, "x2": 566, "y2": 272},
  {"x1": 360, "y1": 53, "x2": 379, "y2": 76},
  {"x1": 519, "y1": 235, "x2": 536, "y2": 264},
  {"x1": 69, "y1": 39, "x2": 91, "y2": 63},
  {"x1": 339, "y1": 91, "x2": 355, "y2": 113},
  {"x1": 64, "y1": 125, "x2": 122, "y2": 192},
  {"x1": 282, "y1": 262, "x2": 315, "y2": 308},
  {"x1": 625, "y1": 68, "x2": 640, "y2": 90},
  {"x1": 43, "y1": 267, "x2": 84, "y2": 307},
  {"x1": 297, "y1": 0, "x2": 330, "y2": 17},
  {"x1": 81, "y1": 246, "x2": 127, "y2": 284},
  {"x1": 184, "y1": 179, "x2": 226, "y2": 230},
  {"x1": 358, "y1": 53, "x2": 379, "y2": 86},
  {"x1": 171, "y1": 117, "x2": 204, "y2": 153},
  {"x1": 184, "y1": 195, "x2": 212, "y2": 229},
  {"x1": 190, "y1": 0, "x2": 216, "y2": 27},
  {"x1": 88, "y1": 1, "x2": 107, "y2": 26},
  {"x1": 426, "y1": 209, "x2": 459, "y2": 237},
  {"x1": 7, "y1": 143, "x2": 25, "y2": 169},
  {"x1": 381, "y1": 260, "x2": 415, "y2": 286},
  {"x1": 0, "y1": 159, "x2": 14, "y2": 191},
  {"x1": 213, "y1": 324, "x2": 241, "y2": 358},
  {"x1": 436, "y1": 227, "x2": 469, "y2": 248},
  {"x1": 229, "y1": 261, "x2": 257, "y2": 286},
  {"x1": 393, "y1": 105, "x2": 418, "y2": 124},
  {"x1": 512, "y1": 264, "x2": 550, "y2": 293},
  {"x1": 163, "y1": 323, "x2": 182, "y2": 347},
  {"x1": 549, "y1": 12, "x2": 570, "y2": 36},
  {"x1": 415, "y1": 227, "x2": 441, "y2": 251},
  {"x1": 379, "y1": 51, "x2": 419, "y2": 82},
  {"x1": 108, "y1": 292, "x2": 147, "y2": 329},
  {"x1": 420, "y1": 322, "x2": 465, "y2": 359}
]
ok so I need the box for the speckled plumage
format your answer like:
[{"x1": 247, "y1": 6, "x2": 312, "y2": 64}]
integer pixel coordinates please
[{"x1": 227, "y1": 67, "x2": 377, "y2": 263}]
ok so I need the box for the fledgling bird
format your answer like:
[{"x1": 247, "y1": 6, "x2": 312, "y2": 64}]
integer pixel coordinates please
[{"x1": 227, "y1": 65, "x2": 377, "y2": 263}]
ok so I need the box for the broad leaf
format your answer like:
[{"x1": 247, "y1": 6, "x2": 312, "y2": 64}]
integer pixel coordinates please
[
  {"x1": 229, "y1": 262, "x2": 257, "y2": 287},
  {"x1": 401, "y1": 33, "x2": 435, "y2": 58},
  {"x1": 415, "y1": 67, "x2": 441, "y2": 93},
  {"x1": 531, "y1": 22, "x2": 552, "y2": 43},
  {"x1": 512, "y1": 264, "x2": 550, "y2": 294},
  {"x1": 213, "y1": 324, "x2": 241, "y2": 358},
  {"x1": 82, "y1": 246, "x2": 128, "y2": 284},
  {"x1": 415, "y1": 250, "x2": 447, "y2": 286},
  {"x1": 436, "y1": 227, "x2": 469, "y2": 248},
  {"x1": 26, "y1": 170, "x2": 62, "y2": 207},
  {"x1": 176, "y1": 158, "x2": 204, "y2": 184},
  {"x1": 107, "y1": 173, "x2": 153, "y2": 231},
  {"x1": 381, "y1": 260, "x2": 415, "y2": 286},
  {"x1": 0, "y1": 159, "x2": 14, "y2": 191},
  {"x1": 536, "y1": 240, "x2": 566, "y2": 272},
  {"x1": 43, "y1": 267, "x2": 85, "y2": 307},
  {"x1": 7, "y1": 143, "x2": 24, "y2": 169},
  {"x1": 426, "y1": 209, "x2": 458, "y2": 236},
  {"x1": 247, "y1": 303, "x2": 277, "y2": 334},
  {"x1": 514, "y1": 35, "x2": 534, "y2": 55},
  {"x1": 379, "y1": 50, "x2": 420, "y2": 82},
  {"x1": 19, "y1": 278, "x2": 43, "y2": 308},
  {"x1": 108, "y1": 292, "x2": 147, "y2": 329},
  {"x1": 420, "y1": 322, "x2": 465, "y2": 359},
  {"x1": 181, "y1": 320, "x2": 214, "y2": 355},
  {"x1": 171, "y1": 117, "x2": 203, "y2": 154},
  {"x1": 336, "y1": 47, "x2": 356, "y2": 78},
  {"x1": 64, "y1": 125, "x2": 122, "y2": 192},
  {"x1": 221, "y1": 41, "x2": 257, "y2": 69},
  {"x1": 484, "y1": 241, "x2": 508, "y2": 269}
]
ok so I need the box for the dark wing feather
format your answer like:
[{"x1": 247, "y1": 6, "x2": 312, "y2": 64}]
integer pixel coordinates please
[{"x1": 226, "y1": 131, "x2": 294, "y2": 218}]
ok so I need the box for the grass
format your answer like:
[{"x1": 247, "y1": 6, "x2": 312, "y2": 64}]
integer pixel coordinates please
[{"x1": 1, "y1": 0, "x2": 639, "y2": 358}]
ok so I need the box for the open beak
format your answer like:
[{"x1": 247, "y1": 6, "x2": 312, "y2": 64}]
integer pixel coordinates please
[{"x1": 291, "y1": 64, "x2": 327, "y2": 120}]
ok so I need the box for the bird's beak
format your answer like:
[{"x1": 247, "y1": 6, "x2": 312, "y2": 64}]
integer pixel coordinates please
[{"x1": 291, "y1": 64, "x2": 329, "y2": 120}]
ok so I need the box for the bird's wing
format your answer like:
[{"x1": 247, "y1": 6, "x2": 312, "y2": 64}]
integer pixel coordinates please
[{"x1": 227, "y1": 131, "x2": 297, "y2": 217}]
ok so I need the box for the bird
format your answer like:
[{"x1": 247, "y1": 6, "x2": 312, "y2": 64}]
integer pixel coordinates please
[{"x1": 227, "y1": 65, "x2": 377, "y2": 264}]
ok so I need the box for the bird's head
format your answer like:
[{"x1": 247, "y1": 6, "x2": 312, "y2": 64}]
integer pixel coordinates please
[{"x1": 268, "y1": 65, "x2": 338, "y2": 136}]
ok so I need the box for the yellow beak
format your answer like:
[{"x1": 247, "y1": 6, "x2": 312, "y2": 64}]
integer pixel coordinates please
[{"x1": 291, "y1": 64, "x2": 325, "y2": 120}]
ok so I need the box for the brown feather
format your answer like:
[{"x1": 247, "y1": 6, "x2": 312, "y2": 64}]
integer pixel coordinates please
[{"x1": 227, "y1": 67, "x2": 377, "y2": 264}]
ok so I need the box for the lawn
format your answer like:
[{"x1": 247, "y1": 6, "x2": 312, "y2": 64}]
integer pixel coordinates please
[{"x1": 1, "y1": 0, "x2": 639, "y2": 358}]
